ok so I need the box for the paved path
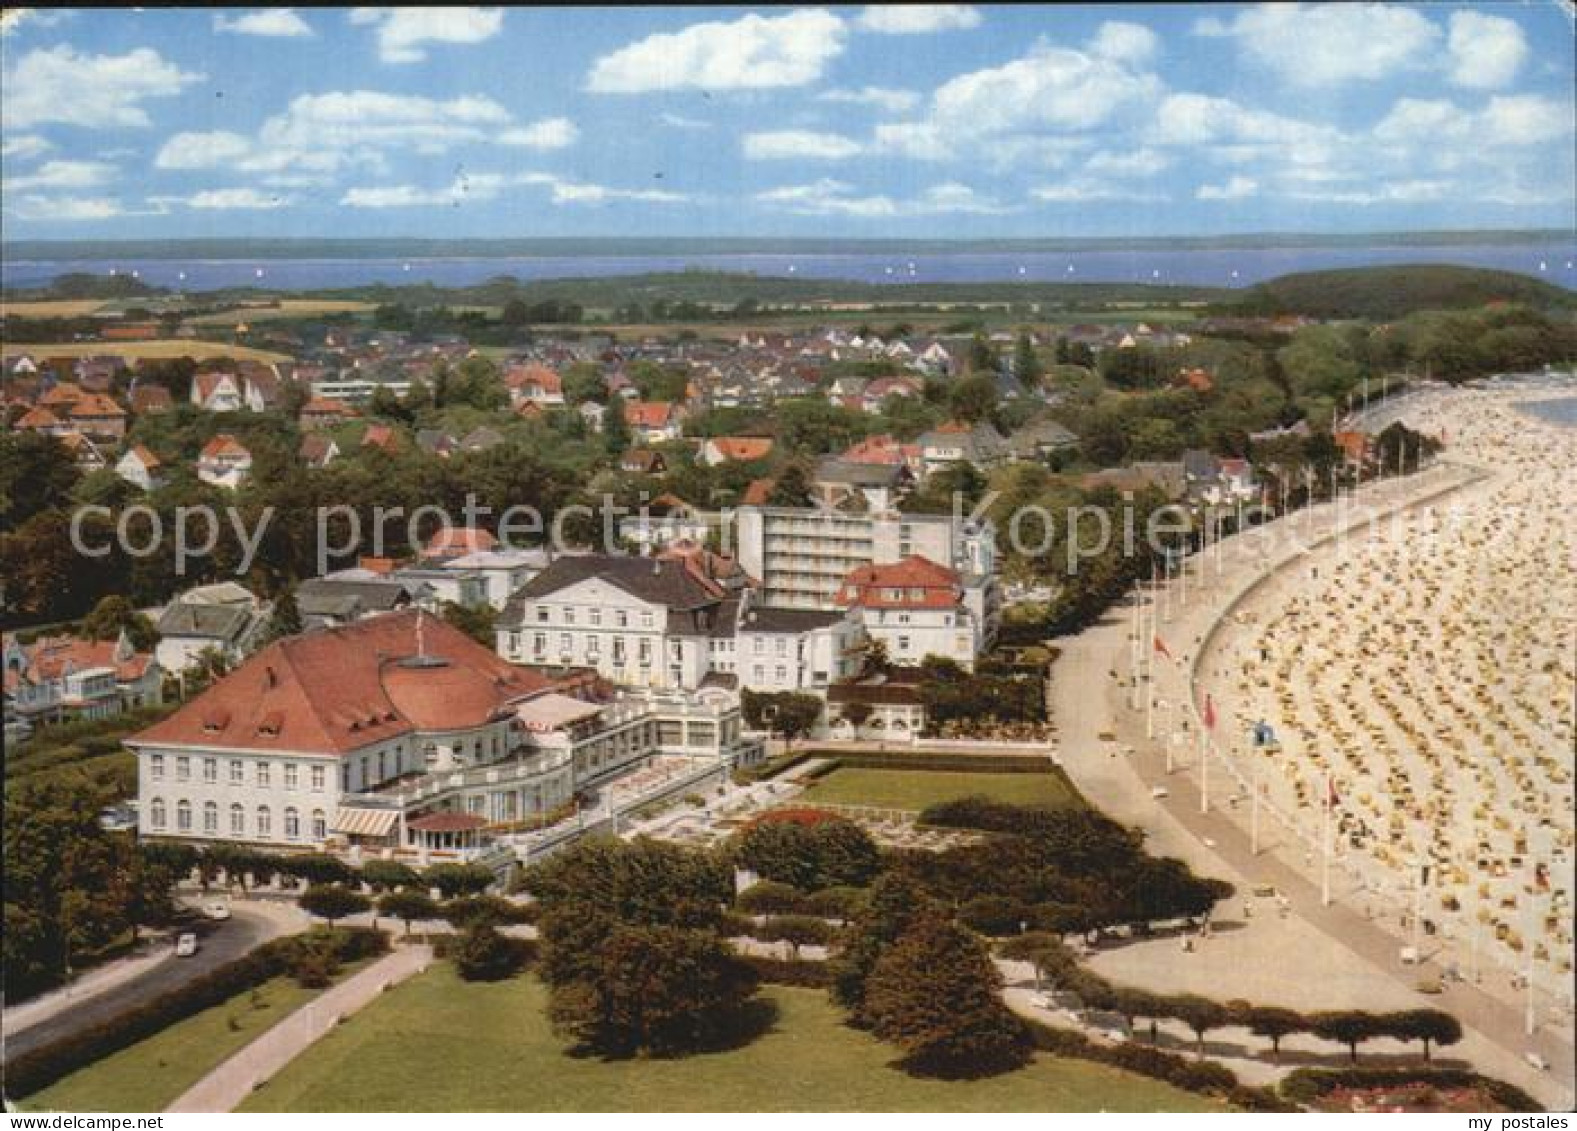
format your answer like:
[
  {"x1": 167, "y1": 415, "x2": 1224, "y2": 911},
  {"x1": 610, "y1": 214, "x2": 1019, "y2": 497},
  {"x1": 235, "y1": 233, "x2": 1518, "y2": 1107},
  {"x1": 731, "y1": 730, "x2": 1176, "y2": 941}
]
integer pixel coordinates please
[
  {"x1": 166, "y1": 944, "x2": 432, "y2": 1113},
  {"x1": 3, "y1": 904, "x2": 295, "y2": 1065},
  {"x1": 1049, "y1": 459, "x2": 1573, "y2": 1110}
]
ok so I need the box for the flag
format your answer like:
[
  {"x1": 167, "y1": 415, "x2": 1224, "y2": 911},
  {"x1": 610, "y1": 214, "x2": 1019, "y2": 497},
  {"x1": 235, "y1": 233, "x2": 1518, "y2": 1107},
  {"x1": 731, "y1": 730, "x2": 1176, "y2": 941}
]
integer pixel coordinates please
[
  {"x1": 1326, "y1": 777, "x2": 1340, "y2": 809},
  {"x1": 1202, "y1": 694, "x2": 1217, "y2": 729},
  {"x1": 1153, "y1": 635, "x2": 1173, "y2": 661}
]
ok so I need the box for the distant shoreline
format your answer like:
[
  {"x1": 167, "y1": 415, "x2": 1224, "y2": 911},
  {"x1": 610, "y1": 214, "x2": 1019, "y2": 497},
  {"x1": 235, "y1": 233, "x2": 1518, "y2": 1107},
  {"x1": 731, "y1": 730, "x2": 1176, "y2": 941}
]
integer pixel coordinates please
[{"x1": 5, "y1": 229, "x2": 1572, "y2": 262}]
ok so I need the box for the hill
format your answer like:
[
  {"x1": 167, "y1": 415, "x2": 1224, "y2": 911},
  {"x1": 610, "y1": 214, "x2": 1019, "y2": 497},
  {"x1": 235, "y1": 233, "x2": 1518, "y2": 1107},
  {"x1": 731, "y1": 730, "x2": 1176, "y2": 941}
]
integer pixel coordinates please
[{"x1": 1239, "y1": 265, "x2": 1575, "y2": 320}]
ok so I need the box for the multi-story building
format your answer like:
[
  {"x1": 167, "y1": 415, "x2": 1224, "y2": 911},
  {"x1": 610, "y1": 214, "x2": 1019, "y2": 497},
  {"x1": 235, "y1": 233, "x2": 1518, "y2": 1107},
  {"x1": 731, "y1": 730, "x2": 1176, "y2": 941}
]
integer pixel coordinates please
[
  {"x1": 733, "y1": 504, "x2": 998, "y2": 617},
  {"x1": 128, "y1": 609, "x2": 756, "y2": 863},
  {"x1": 834, "y1": 555, "x2": 988, "y2": 669},
  {"x1": 3, "y1": 632, "x2": 163, "y2": 733}
]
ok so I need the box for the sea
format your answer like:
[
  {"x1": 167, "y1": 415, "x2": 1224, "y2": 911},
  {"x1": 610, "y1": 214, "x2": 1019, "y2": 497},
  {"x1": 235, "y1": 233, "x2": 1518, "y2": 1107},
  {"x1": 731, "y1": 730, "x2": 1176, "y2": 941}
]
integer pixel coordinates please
[
  {"x1": 3, "y1": 241, "x2": 1576, "y2": 292},
  {"x1": 1517, "y1": 396, "x2": 1577, "y2": 428}
]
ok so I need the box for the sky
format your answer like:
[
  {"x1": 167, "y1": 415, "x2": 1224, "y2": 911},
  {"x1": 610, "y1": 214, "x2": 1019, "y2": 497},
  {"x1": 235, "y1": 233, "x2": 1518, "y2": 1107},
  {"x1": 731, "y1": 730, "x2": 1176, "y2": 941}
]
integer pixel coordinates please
[{"x1": 1, "y1": 4, "x2": 1573, "y2": 241}]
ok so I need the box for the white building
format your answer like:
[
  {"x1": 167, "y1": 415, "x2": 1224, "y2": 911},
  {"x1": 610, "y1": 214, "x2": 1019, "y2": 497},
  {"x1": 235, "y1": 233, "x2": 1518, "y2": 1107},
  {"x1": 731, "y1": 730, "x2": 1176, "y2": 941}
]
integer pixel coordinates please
[
  {"x1": 833, "y1": 555, "x2": 987, "y2": 669},
  {"x1": 154, "y1": 582, "x2": 270, "y2": 675},
  {"x1": 196, "y1": 434, "x2": 253, "y2": 490},
  {"x1": 128, "y1": 610, "x2": 757, "y2": 863}
]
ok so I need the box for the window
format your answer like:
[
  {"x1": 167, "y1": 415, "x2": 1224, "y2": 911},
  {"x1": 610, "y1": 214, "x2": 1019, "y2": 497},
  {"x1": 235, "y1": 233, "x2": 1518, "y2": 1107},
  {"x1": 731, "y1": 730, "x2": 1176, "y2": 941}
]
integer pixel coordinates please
[
  {"x1": 586, "y1": 635, "x2": 600, "y2": 657},
  {"x1": 509, "y1": 632, "x2": 520, "y2": 653},
  {"x1": 230, "y1": 803, "x2": 245, "y2": 835},
  {"x1": 638, "y1": 639, "x2": 651, "y2": 666},
  {"x1": 559, "y1": 633, "x2": 572, "y2": 655},
  {"x1": 256, "y1": 806, "x2": 272, "y2": 838},
  {"x1": 589, "y1": 608, "x2": 601, "y2": 626},
  {"x1": 176, "y1": 756, "x2": 191, "y2": 782},
  {"x1": 311, "y1": 809, "x2": 327, "y2": 840},
  {"x1": 284, "y1": 763, "x2": 299, "y2": 790},
  {"x1": 150, "y1": 798, "x2": 167, "y2": 829},
  {"x1": 203, "y1": 801, "x2": 218, "y2": 833},
  {"x1": 898, "y1": 636, "x2": 911, "y2": 653},
  {"x1": 150, "y1": 754, "x2": 165, "y2": 780},
  {"x1": 640, "y1": 611, "x2": 654, "y2": 629},
  {"x1": 177, "y1": 800, "x2": 192, "y2": 831},
  {"x1": 616, "y1": 610, "x2": 628, "y2": 627},
  {"x1": 284, "y1": 807, "x2": 300, "y2": 840},
  {"x1": 564, "y1": 607, "x2": 575, "y2": 625},
  {"x1": 753, "y1": 638, "x2": 765, "y2": 655},
  {"x1": 230, "y1": 759, "x2": 244, "y2": 785},
  {"x1": 203, "y1": 758, "x2": 217, "y2": 783},
  {"x1": 775, "y1": 665, "x2": 787, "y2": 682},
  {"x1": 256, "y1": 761, "x2": 270, "y2": 787},
  {"x1": 535, "y1": 606, "x2": 549, "y2": 623},
  {"x1": 753, "y1": 665, "x2": 764, "y2": 681},
  {"x1": 775, "y1": 638, "x2": 787, "y2": 656},
  {"x1": 613, "y1": 638, "x2": 625, "y2": 663},
  {"x1": 311, "y1": 764, "x2": 325, "y2": 792}
]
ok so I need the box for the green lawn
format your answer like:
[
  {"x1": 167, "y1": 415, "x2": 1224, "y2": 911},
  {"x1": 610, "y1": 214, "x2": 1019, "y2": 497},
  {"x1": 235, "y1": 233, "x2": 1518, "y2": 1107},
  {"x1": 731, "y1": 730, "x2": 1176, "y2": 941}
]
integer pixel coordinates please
[
  {"x1": 798, "y1": 767, "x2": 1084, "y2": 812},
  {"x1": 241, "y1": 967, "x2": 1222, "y2": 1112},
  {"x1": 23, "y1": 975, "x2": 324, "y2": 1113}
]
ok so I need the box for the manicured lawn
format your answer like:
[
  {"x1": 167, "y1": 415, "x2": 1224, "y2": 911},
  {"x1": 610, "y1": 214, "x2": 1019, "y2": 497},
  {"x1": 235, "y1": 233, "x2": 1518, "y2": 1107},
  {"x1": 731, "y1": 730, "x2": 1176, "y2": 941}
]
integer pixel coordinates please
[
  {"x1": 23, "y1": 975, "x2": 324, "y2": 1113},
  {"x1": 799, "y1": 767, "x2": 1084, "y2": 812},
  {"x1": 241, "y1": 967, "x2": 1223, "y2": 1112}
]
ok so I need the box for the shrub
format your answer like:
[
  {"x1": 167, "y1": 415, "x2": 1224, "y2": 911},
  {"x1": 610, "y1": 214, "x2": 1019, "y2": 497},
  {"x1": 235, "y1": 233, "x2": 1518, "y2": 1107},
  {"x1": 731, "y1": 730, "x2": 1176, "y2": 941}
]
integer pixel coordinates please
[
  {"x1": 424, "y1": 862, "x2": 495, "y2": 899},
  {"x1": 732, "y1": 815, "x2": 881, "y2": 891},
  {"x1": 755, "y1": 915, "x2": 837, "y2": 956},
  {"x1": 959, "y1": 895, "x2": 1031, "y2": 937},
  {"x1": 802, "y1": 885, "x2": 867, "y2": 921},
  {"x1": 452, "y1": 923, "x2": 530, "y2": 982},
  {"x1": 737, "y1": 954, "x2": 832, "y2": 988},
  {"x1": 377, "y1": 890, "x2": 440, "y2": 936},
  {"x1": 298, "y1": 884, "x2": 371, "y2": 926},
  {"x1": 361, "y1": 860, "x2": 421, "y2": 891},
  {"x1": 735, "y1": 880, "x2": 808, "y2": 916},
  {"x1": 1280, "y1": 1067, "x2": 1539, "y2": 1113},
  {"x1": 441, "y1": 894, "x2": 527, "y2": 929}
]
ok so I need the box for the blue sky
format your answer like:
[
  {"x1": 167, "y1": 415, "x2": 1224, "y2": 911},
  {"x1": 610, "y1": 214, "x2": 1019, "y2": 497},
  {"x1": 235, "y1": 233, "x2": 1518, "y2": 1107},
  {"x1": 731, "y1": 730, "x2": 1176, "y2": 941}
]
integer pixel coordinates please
[{"x1": 2, "y1": 4, "x2": 1573, "y2": 239}]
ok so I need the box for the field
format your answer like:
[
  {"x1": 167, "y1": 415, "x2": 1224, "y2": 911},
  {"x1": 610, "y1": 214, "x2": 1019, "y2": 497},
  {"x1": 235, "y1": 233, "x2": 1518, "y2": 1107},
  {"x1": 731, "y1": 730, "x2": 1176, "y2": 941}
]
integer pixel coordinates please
[
  {"x1": 240, "y1": 967, "x2": 1223, "y2": 1112},
  {"x1": 184, "y1": 300, "x2": 377, "y2": 326},
  {"x1": 21, "y1": 975, "x2": 326, "y2": 1113},
  {"x1": 798, "y1": 766, "x2": 1084, "y2": 812},
  {"x1": 0, "y1": 299, "x2": 112, "y2": 318},
  {"x1": 1, "y1": 340, "x2": 292, "y2": 363}
]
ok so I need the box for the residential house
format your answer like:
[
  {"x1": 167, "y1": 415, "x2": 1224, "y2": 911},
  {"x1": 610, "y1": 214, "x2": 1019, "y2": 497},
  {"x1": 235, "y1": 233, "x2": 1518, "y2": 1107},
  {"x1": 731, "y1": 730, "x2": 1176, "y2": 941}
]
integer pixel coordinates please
[
  {"x1": 197, "y1": 434, "x2": 253, "y2": 490},
  {"x1": 620, "y1": 449, "x2": 667, "y2": 476},
  {"x1": 65, "y1": 393, "x2": 127, "y2": 440},
  {"x1": 699, "y1": 436, "x2": 774, "y2": 466},
  {"x1": 624, "y1": 401, "x2": 682, "y2": 443},
  {"x1": 116, "y1": 444, "x2": 166, "y2": 491},
  {"x1": 129, "y1": 384, "x2": 174, "y2": 416},
  {"x1": 155, "y1": 582, "x2": 271, "y2": 675},
  {"x1": 299, "y1": 396, "x2": 355, "y2": 431},
  {"x1": 834, "y1": 555, "x2": 986, "y2": 670},
  {"x1": 3, "y1": 631, "x2": 163, "y2": 729},
  {"x1": 299, "y1": 433, "x2": 340, "y2": 469},
  {"x1": 505, "y1": 363, "x2": 565, "y2": 408},
  {"x1": 917, "y1": 420, "x2": 1009, "y2": 477},
  {"x1": 1005, "y1": 417, "x2": 1080, "y2": 463}
]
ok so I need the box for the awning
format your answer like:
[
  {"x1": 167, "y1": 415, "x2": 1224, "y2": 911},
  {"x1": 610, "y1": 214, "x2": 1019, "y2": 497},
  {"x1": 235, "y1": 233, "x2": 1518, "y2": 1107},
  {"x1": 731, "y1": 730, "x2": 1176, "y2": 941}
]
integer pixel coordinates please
[
  {"x1": 332, "y1": 806, "x2": 401, "y2": 838},
  {"x1": 515, "y1": 693, "x2": 603, "y2": 733}
]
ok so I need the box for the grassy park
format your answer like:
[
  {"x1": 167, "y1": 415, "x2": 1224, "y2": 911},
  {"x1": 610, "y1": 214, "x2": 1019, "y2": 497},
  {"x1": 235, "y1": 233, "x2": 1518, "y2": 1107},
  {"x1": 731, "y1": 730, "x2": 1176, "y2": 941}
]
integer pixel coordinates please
[
  {"x1": 240, "y1": 967, "x2": 1223, "y2": 1112},
  {"x1": 798, "y1": 766, "x2": 1084, "y2": 813},
  {"x1": 21, "y1": 975, "x2": 326, "y2": 1113}
]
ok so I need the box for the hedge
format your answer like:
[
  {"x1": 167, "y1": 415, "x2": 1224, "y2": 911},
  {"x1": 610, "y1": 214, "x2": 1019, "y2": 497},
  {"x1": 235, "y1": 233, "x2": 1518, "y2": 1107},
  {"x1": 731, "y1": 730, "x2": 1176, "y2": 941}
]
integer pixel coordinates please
[
  {"x1": 738, "y1": 954, "x2": 833, "y2": 988},
  {"x1": 1279, "y1": 1067, "x2": 1540, "y2": 1112},
  {"x1": 5, "y1": 926, "x2": 388, "y2": 1100},
  {"x1": 733, "y1": 748, "x2": 820, "y2": 784},
  {"x1": 803, "y1": 749, "x2": 1061, "y2": 776}
]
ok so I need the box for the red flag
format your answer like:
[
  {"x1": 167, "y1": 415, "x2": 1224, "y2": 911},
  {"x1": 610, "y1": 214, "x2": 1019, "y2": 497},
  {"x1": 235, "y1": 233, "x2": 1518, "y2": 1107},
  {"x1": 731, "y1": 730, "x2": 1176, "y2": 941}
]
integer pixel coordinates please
[
  {"x1": 1202, "y1": 694, "x2": 1216, "y2": 729},
  {"x1": 1153, "y1": 635, "x2": 1172, "y2": 660},
  {"x1": 1327, "y1": 777, "x2": 1340, "y2": 808}
]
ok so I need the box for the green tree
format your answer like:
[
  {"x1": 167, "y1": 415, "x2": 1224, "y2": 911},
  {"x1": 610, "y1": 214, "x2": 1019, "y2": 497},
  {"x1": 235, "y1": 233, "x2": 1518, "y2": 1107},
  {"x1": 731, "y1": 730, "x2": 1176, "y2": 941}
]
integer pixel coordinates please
[
  {"x1": 863, "y1": 909, "x2": 1031, "y2": 1078},
  {"x1": 1391, "y1": 1008, "x2": 1463, "y2": 1062},
  {"x1": 78, "y1": 595, "x2": 159, "y2": 651},
  {"x1": 453, "y1": 922, "x2": 527, "y2": 981},
  {"x1": 377, "y1": 889, "x2": 440, "y2": 936},
  {"x1": 297, "y1": 884, "x2": 371, "y2": 928},
  {"x1": 1013, "y1": 331, "x2": 1043, "y2": 388},
  {"x1": 733, "y1": 816, "x2": 880, "y2": 892},
  {"x1": 1171, "y1": 993, "x2": 1231, "y2": 1057},
  {"x1": 829, "y1": 873, "x2": 931, "y2": 1021},
  {"x1": 948, "y1": 375, "x2": 999, "y2": 425},
  {"x1": 425, "y1": 862, "x2": 495, "y2": 899},
  {"x1": 361, "y1": 859, "x2": 422, "y2": 891},
  {"x1": 547, "y1": 923, "x2": 760, "y2": 1057},
  {"x1": 439, "y1": 599, "x2": 495, "y2": 646},
  {"x1": 1311, "y1": 1009, "x2": 1383, "y2": 1064},
  {"x1": 262, "y1": 586, "x2": 303, "y2": 643},
  {"x1": 1245, "y1": 1005, "x2": 1305, "y2": 1062}
]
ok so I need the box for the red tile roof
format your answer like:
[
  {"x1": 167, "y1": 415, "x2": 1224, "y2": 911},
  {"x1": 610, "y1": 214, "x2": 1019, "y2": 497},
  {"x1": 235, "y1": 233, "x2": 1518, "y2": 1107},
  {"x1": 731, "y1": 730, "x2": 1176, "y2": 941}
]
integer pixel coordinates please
[
  {"x1": 129, "y1": 610, "x2": 557, "y2": 756},
  {"x1": 835, "y1": 555, "x2": 961, "y2": 610},
  {"x1": 15, "y1": 406, "x2": 61, "y2": 430},
  {"x1": 706, "y1": 437, "x2": 774, "y2": 462},
  {"x1": 16, "y1": 634, "x2": 155, "y2": 684},
  {"x1": 624, "y1": 401, "x2": 675, "y2": 429},
  {"x1": 424, "y1": 526, "x2": 496, "y2": 557},
  {"x1": 67, "y1": 393, "x2": 126, "y2": 419},
  {"x1": 200, "y1": 434, "x2": 251, "y2": 461}
]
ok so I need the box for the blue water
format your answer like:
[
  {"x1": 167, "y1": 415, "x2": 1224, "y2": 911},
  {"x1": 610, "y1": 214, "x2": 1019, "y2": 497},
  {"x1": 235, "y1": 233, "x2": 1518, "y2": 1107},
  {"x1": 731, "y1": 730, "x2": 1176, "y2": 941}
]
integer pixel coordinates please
[
  {"x1": 3, "y1": 242, "x2": 1575, "y2": 292},
  {"x1": 1518, "y1": 396, "x2": 1577, "y2": 428}
]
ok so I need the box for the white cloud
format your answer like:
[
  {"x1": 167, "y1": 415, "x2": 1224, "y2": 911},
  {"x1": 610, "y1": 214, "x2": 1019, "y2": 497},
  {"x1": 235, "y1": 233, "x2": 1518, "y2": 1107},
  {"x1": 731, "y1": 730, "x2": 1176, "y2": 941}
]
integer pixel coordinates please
[
  {"x1": 214, "y1": 9, "x2": 314, "y2": 38},
  {"x1": 856, "y1": 5, "x2": 980, "y2": 34},
  {"x1": 155, "y1": 130, "x2": 256, "y2": 169},
  {"x1": 1153, "y1": 93, "x2": 1336, "y2": 151},
  {"x1": 1084, "y1": 148, "x2": 1170, "y2": 177},
  {"x1": 587, "y1": 9, "x2": 845, "y2": 92},
  {"x1": 755, "y1": 177, "x2": 1007, "y2": 217},
  {"x1": 2, "y1": 45, "x2": 202, "y2": 129},
  {"x1": 1196, "y1": 176, "x2": 1258, "y2": 201},
  {"x1": 1448, "y1": 11, "x2": 1527, "y2": 90},
  {"x1": 1286, "y1": 179, "x2": 1447, "y2": 206},
  {"x1": 349, "y1": 7, "x2": 502, "y2": 63},
  {"x1": 7, "y1": 196, "x2": 123, "y2": 221},
  {"x1": 341, "y1": 173, "x2": 505, "y2": 208},
  {"x1": 1089, "y1": 20, "x2": 1158, "y2": 64},
  {"x1": 152, "y1": 188, "x2": 295, "y2": 211},
  {"x1": 926, "y1": 37, "x2": 1161, "y2": 136},
  {"x1": 1032, "y1": 182, "x2": 1165, "y2": 203},
  {"x1": 659, "y1": 112, "x2": 711, "y2": 131},
  {"x1": 3, "y1": 159, "x2": 116, "y2": 192},
  {"x1": 1194, "y1": 3, "x2": 1438, "y2": 87},
  {"x1": 871, "y1": 121, "x2": 952, "y2": 160},
  {"x1": 0, "y1": 9, "x2": 70, "y2": 37},
  {"x1": 1480, "y1": 95, "x2": 1569, "y2": 146},
  {"x1": 743, "y1": 129, "x2": 862, "y2": 160},
  {"x1": 818, "y1": 86, "x2": 920, "y2": 114},
  {"x1": 498, "y1": 117, "x2": 579, "y2": 150},
  {"x1": 1, "y1": 134, "x2": 53, "y2": 160},
  {"x1": 517, "y1": 173, "x2": 691, "y2": 206}
]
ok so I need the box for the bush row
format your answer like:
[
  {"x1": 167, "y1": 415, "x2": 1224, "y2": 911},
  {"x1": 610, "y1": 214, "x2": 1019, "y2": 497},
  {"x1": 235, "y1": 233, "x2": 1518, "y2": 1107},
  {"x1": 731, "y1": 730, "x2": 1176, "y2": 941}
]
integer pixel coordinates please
[
  {"x1": 737, "y1": 954, "x2": 833, "y2": 988},
  {"x1": 1025, "y1": 1016, "x2": 1269, "y2": 1102},
  {"x1": 1279, "y1": 1067, "x2": 1540, "y2": 1112},
  {"x1": 811, "y1": 749, "x2": 1060, "y2": 776},
  {"x1": 6, "y1": 926, "x2": 387, "y2": 1099}
]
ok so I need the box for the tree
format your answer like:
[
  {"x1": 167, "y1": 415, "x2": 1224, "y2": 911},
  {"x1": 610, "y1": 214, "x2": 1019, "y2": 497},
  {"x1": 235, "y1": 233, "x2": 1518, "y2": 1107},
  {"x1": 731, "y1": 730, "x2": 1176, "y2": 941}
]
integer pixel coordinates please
[
  {"x1": 756, "y1": 914, "x2": 836, "y2": 957},
  {"x1": 1245, "y1": 1005, "x2": 1305, "y2": 1062},
  {"x1": 424, "y1": 862, "x2": 495, "y2": 899},
  {"x1": 1170, "y1": 993, "x2": 1230, "y2": 1057},
  {"x1": 77, "y1": 595, "x2": 159, "y2": 651},
  {"x1": 863, "y1": 909, "x2": 1031, "y2": 1078},
  {"x1": 1013, "y1": 331, "x2": 1043, "y2": 388},
  {"x1": 1312, "y1": 1009, "x2": 1383, "y2": 1064},
  {"x1": 1392, "y1": 1008, "x2": 1463, "y2": 1062},
  {"x1": 377, "y1": 889, "x2": 439, "y2": 936},
  {"x1": 997, "y1": 932, "x2": 1076, "y2": 992},
  {"x1": 453, "y1": 922, "x2": 527, "y2": 981},
  {"x1": 739, "y1": 689, "x2": 822, "y2": 746},
  {"x1": 949, "y1": 375, "x2": 999, "y2": 425},
  {"x1": 297, "y1": 884, "x2": 371, "y2": 928},
  {"x1": 765, "y1": 462, "x2": 812, "y2": 507},
  {"x1": 735, "y1": 880, "x2": 807, "y2": 916},
  {"x1": 439, "y1": 600, "x2": 495, "y2": 647},
  {"x1": 548, "y1": 923, "x2": 760, "y2": 1057},
  {"x1": 361, "y1": 859, "x2": 421, "y2": 892},
  {"x1": 732, "y1": 815, "x2": 880, "y2": 892},
  {"x1": 262, "y1": 586, "x2": 302, "y2": 643},
  {"x1": 830, "y1": 873, "x2": 931, "y2": 1021}
]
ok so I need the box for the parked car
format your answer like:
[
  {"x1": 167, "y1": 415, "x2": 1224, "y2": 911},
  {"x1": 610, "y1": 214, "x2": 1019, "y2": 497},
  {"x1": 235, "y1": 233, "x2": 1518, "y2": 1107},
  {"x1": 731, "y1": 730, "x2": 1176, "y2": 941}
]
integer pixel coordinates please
[
  {"x1": 202, "y1": 902, "x2": 231, "y2": 921},
  {"x1": 175, "y1": 932, "x2": 198, "y2": 957}
]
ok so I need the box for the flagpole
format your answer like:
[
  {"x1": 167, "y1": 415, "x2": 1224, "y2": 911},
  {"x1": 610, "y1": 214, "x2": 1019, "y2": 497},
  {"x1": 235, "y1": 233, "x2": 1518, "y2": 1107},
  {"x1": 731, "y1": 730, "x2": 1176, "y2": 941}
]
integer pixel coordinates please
[
  {"x1": 1198, "y1": 716, "x2": 1209, "y2": 814},
  {"x1": 1525, "y1": 832, "x2": 1537, "y2": 1036},
  {"x1": 1321, "y1": 771, "x2": 1332, "y2": 907},
  {"x1": 1128, "y1": 579, "x2": 1141, "y2": 711},
  {"x1": 1144, "y1": 576, "x2": 1156, "y2": 740},
  {"x1": 1250, "y1": 746, "x2": 1261, "y2": 855}
]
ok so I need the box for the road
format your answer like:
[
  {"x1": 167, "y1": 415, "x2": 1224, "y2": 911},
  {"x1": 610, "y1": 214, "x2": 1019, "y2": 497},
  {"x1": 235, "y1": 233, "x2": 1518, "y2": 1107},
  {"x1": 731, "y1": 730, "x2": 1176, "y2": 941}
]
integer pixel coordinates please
[{"x1": 2, "y1": 904, "x2": 286, "y2": 1064}]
